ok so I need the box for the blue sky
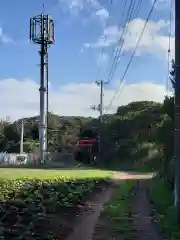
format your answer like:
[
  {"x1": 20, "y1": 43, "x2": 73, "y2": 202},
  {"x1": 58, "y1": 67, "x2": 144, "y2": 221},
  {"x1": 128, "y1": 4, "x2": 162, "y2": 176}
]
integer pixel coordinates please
[{"x1": 0, "y1": 0, "x2": 174, "y2": 120}]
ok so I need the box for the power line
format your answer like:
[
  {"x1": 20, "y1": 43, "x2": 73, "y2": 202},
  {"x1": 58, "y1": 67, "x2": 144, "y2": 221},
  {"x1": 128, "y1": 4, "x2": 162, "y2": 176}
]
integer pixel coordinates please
[
  {"x1": 114, "y1": 2, "x2": 169, "y2": 102},
  {"x1": 133, "y1": 0, "x2": 143, "y2": 17},
  {"x1": 106, "y1": 0, "x2": 136, "y2": 83},
  {"x1": 103, "y1": 0, "x2": 129, "y2": 80},
  {"x1": 105, "y1": 0, "x2": 158, "y2": 113},
  {"x1": 106, "y1": 0, "x2": 143, "y2": 84}
]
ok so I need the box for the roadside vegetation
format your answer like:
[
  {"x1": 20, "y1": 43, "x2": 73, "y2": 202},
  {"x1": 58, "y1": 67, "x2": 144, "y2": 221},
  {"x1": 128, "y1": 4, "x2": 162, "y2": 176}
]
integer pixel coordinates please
[
  {"x1": 149, "y1": 176, "x2": 180, "y2": 240},
  {"x1": 147, "y1": 62, "x2": 178, "y2": 239},
  {"x1": 0, "y1": 169, "x2": 111, "y2": 239}
]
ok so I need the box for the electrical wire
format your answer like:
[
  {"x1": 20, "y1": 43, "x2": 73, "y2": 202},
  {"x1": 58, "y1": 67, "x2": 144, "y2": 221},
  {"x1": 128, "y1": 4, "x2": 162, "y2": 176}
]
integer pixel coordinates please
[
  {"x1": 133, "y1": 0, "x2": 143, "y2": 17},
  {"x1": 106, "y1": 0, "x2": 143, "y2": 84},
  {"x1": 105, "y1": 0, "x2": 158, "y2": 113},
  {"x1": 102, "y1": 0, "x2": 129, "y2": 80},
  {"x1": 106, "y1": 0, "x2": 136, "y2": 83}
]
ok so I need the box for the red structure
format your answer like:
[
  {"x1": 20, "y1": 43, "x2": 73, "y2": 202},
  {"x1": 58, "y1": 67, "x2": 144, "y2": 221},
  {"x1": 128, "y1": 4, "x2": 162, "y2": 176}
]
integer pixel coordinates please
[{"x1": 74, "y1": 128, "x2": 99, "y2": 164}]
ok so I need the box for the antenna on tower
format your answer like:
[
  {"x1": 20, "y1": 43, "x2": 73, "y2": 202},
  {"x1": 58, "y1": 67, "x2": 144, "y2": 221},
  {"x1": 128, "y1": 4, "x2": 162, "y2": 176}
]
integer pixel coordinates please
[{"x1": 29, "y1": 12, "x2": 55, "y2": 164}]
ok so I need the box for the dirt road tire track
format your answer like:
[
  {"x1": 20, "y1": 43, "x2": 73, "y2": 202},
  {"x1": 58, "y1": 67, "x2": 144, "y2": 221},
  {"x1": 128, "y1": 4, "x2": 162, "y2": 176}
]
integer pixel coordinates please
[
  {"x1": 65, "y1": 172, "x2": 159, "y2": 240},
  {"x1": 65, "y1": 185, "x2": 113, "y2": 240},
  {"x1": 132, "y1": 180, "x2": 161, "y2": 240}
]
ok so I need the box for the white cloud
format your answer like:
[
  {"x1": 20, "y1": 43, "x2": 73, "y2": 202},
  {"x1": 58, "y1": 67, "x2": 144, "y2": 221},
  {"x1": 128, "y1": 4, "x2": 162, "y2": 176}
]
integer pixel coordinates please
[
  {"x1": 0, "y1": 78, "x2": 170, "y2": 121},
  {"x1": 95, "y1": 8, "x2": 109, "y2": 24},
  {"x1": 122, "y1": 18, "x2": 174, "y2": 59},
  {"x1": 88, "y1": 0, "x2": 101, "y2": 9},
  {"x1": 84, "y1": 25, "x2": 122, "y2": 48},
  {"x1": 59, "y1": 0, "x2": 108, "y2": 25},
  {"x1": 0, "y1": 27, "x2": 14, "y2": 44},
  {"x1": 59, "y1": 0, "x2": 101, "y2": 12},
  {"x1": 84, "y1": 18, "x2": 175, "y2": 59},
  {"x1": 60, "y1": 0, "x2": 84, "y2": 15}
]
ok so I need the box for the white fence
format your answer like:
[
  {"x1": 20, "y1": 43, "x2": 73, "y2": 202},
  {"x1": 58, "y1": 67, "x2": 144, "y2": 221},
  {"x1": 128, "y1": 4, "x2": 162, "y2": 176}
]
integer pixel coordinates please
[
  {"x1": 0, "y1": 152, "x2": 40, "y2": 165},
  {"x1": 0, "y1": 152, "x2": 74, "y2": 165}
]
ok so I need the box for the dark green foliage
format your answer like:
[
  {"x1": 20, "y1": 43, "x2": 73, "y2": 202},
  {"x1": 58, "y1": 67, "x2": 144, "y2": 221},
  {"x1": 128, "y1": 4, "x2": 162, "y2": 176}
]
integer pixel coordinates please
[
  {"x1": 116, "y1": 101, "x2": 161, "y2": 116},
  {"x1": 155, "y1": 60, "x2": 174, "y2": 185},
  {"x1": 0, "y1": 114, "x2": 92, "y2": 153},
  {"x1": 101, "y1": 101, "x2": 164, "y2": 168},
  {"x1": 31, "y1": 125, "x2": 39, "y2": 140},
  {"x1": 0, "y1": 177, "x2": 108, "y2": 239}
]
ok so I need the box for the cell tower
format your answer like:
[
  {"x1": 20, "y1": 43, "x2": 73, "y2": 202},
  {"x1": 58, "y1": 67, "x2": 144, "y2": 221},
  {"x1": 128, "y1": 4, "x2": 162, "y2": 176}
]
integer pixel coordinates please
[{"x1": 30, "y1": 12, "x2": 55, "y2": 164}]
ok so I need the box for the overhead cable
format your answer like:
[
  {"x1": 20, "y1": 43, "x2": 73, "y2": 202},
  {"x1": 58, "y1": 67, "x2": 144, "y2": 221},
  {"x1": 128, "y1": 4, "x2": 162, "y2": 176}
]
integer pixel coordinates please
[
  {"x1": 106, "y1": 0, "x2": 143, "y2": 84},
  {"x1": 105, "y1": 0, "x2": 158, "y2": 112}
]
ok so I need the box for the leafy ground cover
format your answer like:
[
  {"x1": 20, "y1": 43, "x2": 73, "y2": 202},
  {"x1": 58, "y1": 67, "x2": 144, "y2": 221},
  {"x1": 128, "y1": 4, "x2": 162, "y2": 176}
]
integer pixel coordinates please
[
  {"x1": 0, "y1": 168, "x2": 111, "y2": 239},
  {"x1": 93, "y1": 180, "x2": 136, "y2": 240},
  {"x1": 149, "y1": 176, "x2": 180, "y2": 240}
]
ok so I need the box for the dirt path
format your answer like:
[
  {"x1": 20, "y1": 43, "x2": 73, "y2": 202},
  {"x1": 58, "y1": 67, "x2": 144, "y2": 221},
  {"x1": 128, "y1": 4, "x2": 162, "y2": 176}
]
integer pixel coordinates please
[
  {"x1": 65, "y1": 171, "x2": 158, "y2": 240},
  {"x1": 65, "y1": 185, "x2": 113, "y2": 240},
  {"x1": 132, "y1": 180, "x2": 161, "y2": 240}
]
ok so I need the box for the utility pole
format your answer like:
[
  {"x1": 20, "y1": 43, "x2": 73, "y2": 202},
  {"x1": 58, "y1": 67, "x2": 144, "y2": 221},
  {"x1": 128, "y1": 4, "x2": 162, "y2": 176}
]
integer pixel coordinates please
[
  {"x1": 92, "y1": 80, "x2": 108, "y2": 164},
  {"x1": 20, "y1": 120, "x2": 24, "y2": 154},
  {"x1": 174, "y1": 0, "x2": 180, "y2": 223},
  {"x1": 30, "y1": 12, "x2": 55, "y2": 164},
  {"x1": 96, "y1": 80, "x2": 104, "y2": 133}
]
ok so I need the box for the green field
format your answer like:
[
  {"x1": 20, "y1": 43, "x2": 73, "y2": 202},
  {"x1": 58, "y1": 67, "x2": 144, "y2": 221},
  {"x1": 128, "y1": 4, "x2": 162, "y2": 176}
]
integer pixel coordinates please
[
  {"x1": 0, "y1": 167, "x2": 112, "y2": 239},
  {"x1": 0, "y1": 167, "x2": 113, "y2": 180}
]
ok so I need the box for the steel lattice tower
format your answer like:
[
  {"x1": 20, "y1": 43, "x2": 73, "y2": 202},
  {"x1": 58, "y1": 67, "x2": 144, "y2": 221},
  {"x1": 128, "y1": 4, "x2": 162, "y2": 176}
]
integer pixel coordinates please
[{"x1": 30, "y1": 13, "x2": 55, "y2": 164}]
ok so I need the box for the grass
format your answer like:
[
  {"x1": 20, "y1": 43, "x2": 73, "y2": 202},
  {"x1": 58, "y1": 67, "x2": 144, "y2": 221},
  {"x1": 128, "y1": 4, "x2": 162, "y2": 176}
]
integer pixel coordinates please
[
  {"x1": 0, "y1": 167, "x2": 113, "y2": 180},
  {"x1": 93, "y1": 180, "x2": 136, "y2": 240},
  {"x1": 149, "y1": 176, "x2": 180, "y2": 240}
]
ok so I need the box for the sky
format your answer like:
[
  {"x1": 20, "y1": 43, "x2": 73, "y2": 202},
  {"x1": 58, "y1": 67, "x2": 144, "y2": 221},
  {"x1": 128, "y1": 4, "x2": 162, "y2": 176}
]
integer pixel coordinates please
[{"x1": 0, "y1": 0, "x2": 174, "y2": 121}]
